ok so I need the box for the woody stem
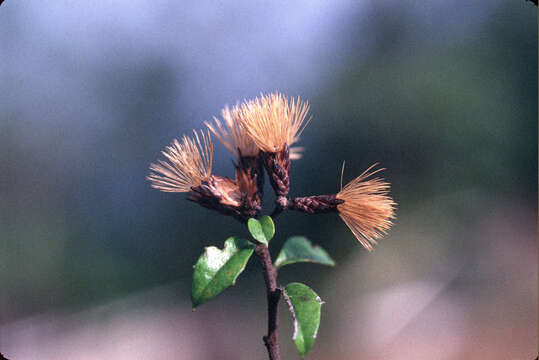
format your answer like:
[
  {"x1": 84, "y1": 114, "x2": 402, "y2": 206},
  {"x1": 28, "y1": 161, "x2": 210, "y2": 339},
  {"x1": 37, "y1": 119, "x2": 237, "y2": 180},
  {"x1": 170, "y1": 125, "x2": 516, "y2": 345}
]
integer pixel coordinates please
[
  {"x1": 254, "y1": 243, "x2": 281, "y2": 360},
  {"x1": 270, "y1": 196, "x2": 290, "y2": 219}
]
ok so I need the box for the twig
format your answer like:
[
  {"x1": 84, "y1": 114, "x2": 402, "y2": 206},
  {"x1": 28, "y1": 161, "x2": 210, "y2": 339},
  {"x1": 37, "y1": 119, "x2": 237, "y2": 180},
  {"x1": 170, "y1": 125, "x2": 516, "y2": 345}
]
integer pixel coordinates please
[
  {"x1": 254, "y1": 243, "x2": 281, "y2": 360},
  {"x1": 270, "y1": 196, "x2": 290, "y2": 220}
]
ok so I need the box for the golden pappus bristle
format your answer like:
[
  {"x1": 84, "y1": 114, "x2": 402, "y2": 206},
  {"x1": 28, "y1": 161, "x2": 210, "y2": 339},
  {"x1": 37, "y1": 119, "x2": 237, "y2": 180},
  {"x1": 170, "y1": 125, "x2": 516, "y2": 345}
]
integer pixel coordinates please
[
  {"x1": 205, "y1": 105, "x2": 260, "y2": 158},
  {"x1": 336, "y1": 164, "x2": 396, "y2": 251},
  {"x1": 237, "y1": 93, "x2": 311, "y2": 153},
  {"x1": 147, "y1": 130, "x2": 213, "y2": 192}
]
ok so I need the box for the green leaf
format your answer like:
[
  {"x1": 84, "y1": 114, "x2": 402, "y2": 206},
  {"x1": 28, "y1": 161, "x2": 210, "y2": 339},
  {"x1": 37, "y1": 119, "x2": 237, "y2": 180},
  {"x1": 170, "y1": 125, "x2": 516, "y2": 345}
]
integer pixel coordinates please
[
  {"x1": 192, "y1": 237, "x2": 254, "y2": 308},
  {"x1": 247, "y1": 216, "x2": 275, "y2": 245},
  {"x1": 283, "y1": 282, "x2": 323, "y2": 357},
  {"x1": 275, "y1": 236, "x2": 335, "y2": 269}
]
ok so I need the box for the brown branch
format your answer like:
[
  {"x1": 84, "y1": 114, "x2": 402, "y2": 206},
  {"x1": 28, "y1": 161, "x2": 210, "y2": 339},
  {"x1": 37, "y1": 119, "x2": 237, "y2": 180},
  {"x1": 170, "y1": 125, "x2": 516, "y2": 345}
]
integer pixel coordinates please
[
  {"x1": 270, "y1": 196, "x2": 290, "y2": 220},
  {"x1": 254, "y1": 243, "x2": 281, "y2": 360},
  {"x1": 229, "y1": 153, "x2": 282, "y2": 360},
  {"x1": 271, "y1": 194, "x2": 344, "y2": 220},
  {"x1": 290, "y1": 194, "x2": 343, "y2": 214}
]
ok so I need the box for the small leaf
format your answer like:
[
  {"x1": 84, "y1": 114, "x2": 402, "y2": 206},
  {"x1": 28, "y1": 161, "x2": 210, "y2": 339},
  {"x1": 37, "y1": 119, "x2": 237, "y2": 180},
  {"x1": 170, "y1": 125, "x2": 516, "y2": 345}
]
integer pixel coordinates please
[
  {"x1": 275, "y1": 236, "x2": 335, "y2": 269},
  {"x1": 283, "y1": 282, "x2": 323, "y2": 357},
  {"x1": 192, "y1": 237, "x2": 254, "y2": 308},
  {"x1": 247, "y1": 216, "x2": 275, "y2": 245}
]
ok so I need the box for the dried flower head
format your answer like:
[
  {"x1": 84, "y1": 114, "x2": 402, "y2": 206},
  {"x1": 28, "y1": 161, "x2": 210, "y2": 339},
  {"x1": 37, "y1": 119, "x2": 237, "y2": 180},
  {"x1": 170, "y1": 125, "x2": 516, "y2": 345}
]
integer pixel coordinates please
[
  {"x1": 237, "y1": 93, "x2": 310, "y2": 153},
  {"x1": 147, "y1": 130, "x2": 213, "y2": 192},
  {"x1": 336, "y1": 164, "x2": 396, "y2": 251},
  {"x1": 205, "y1": 105, "x2": 259, "y2": 159}
]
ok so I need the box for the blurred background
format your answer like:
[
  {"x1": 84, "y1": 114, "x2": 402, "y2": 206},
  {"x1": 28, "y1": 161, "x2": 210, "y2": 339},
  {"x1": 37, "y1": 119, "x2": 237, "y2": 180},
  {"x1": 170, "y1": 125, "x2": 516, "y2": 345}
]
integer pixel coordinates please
[{"x1": 0, "y1": 1, "x2": 537, "y2": 359}]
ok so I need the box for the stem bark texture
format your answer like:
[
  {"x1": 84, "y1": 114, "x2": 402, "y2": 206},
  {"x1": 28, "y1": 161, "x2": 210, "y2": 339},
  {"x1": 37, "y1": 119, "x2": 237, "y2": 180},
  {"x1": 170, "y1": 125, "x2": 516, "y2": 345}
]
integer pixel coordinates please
[{"x1": 255, "y1": 243, "x2": 281, "y2": 360}]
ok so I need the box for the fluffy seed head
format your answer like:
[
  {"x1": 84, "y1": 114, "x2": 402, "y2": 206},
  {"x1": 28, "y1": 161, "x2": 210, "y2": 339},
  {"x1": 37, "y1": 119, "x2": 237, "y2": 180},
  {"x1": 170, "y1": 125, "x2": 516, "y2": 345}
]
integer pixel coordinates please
[
  {"x1": 237, "y1": 93, "x2": 311, "y2": 153},
  {"x1": 205, "y1": 105, "x2": 259, "y2": 158},
  {"x1": 147, "y1": 130, "x2": 213, "y2": 192},
  {"x1": 336, "y1": 164, "x2": 396, "y2": 251}
]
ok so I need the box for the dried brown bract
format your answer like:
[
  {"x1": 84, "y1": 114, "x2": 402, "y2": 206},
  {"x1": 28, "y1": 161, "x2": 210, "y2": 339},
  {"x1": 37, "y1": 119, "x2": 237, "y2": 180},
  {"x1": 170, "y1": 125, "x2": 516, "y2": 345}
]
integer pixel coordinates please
[
  {"x1": 236, "y1": 155, "x2": 264, "y2": 215},
  {"x1": 189, "y1": 175, "x2": 244, "y2": 221},
  {"x1": 262, "y1": 145, "x2": 291, "y2": 198}
]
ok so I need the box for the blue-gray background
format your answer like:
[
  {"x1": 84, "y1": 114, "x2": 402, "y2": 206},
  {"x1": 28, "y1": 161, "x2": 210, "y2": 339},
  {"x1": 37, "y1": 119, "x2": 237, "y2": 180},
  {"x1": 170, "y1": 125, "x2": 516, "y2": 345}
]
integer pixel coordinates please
[{"x1": 0, "y1": 1, "x2": 537, "y2": 359}]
